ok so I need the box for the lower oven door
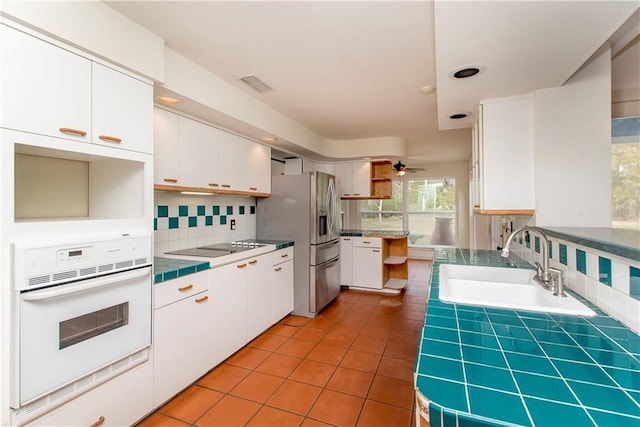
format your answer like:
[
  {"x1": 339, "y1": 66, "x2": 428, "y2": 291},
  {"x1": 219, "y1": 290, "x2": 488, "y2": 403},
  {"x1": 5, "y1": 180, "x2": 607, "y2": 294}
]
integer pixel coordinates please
[{"x1": 17, "y1": 266, "x2": 151, "y2": 406}]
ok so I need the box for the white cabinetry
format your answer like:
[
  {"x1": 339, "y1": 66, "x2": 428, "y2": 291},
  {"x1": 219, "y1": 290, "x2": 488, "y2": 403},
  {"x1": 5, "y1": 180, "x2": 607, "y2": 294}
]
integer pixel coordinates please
[
  {"x1": 1, "y1": 24, "x2": 153, "y2": 153},
  {"x1": 335, "y1": 161, "x2": 371, "y2": 198},
  {"x1": 27, "y1": 362, "x2": 153, "y2": 427},
  {"x1": 339, "y1": 237, "x2": 353, "y2": 286},
  {"x1": 153, "y1": 271, "x2": 214, "y2": 406},
  {"x1": 91, "y1": 63, "x2": 153, "y2": 153},
  {"x1": 153, "y1": 108, "x2": 271, "y2": 196},
  {"x1": 271, "y1": 247, "x2": 295, "y2": 322},
  {"x1": 153, "y1": 108, "x2": 180, "y2": 186},
  {"x1": 472, "y1": 95, "x2": 535, "y2": 214},
  {"x1": 352, "y1": 237, "x2": 383, "y2": 289}
]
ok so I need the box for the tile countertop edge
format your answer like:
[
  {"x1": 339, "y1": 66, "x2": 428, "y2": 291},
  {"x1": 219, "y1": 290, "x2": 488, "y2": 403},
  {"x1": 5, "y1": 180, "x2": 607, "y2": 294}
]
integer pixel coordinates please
[
  {"x1": 541, "y1": 227, "x2": 640, "y2": 262},
  {"x1": 415, "y1": 248, "x2": 640, "y2": 427},
  {"x1": 153, "y1": 240, "x2": 294, "y2": 283},
  {"x1": 340, "y1": 229, "x2": 409, "y2": 237}
]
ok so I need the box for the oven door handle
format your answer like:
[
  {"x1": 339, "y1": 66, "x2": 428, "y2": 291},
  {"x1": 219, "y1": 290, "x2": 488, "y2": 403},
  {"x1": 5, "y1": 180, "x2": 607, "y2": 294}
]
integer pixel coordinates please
[{"x1": 22, "y1": 267, "x2": 151, "y2": 302}]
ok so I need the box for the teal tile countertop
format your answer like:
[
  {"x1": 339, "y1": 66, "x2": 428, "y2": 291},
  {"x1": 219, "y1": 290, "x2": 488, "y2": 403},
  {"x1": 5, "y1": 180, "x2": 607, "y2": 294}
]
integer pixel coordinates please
[
  {"x1": 341, "y1": 229, "x2": 409, "y2": 237},
  {"x1": 154, "y1": 257, "x2": 210, "y2": 283},
  {"x1": 541, "y1": 227, "x2": 640, "y2": 262},
  {"x1": 238, "y1": 239, "x2": 294, "y2": 249},
  {"x1": 416, "y1": 248, "x2": 640, "y2": 427}
]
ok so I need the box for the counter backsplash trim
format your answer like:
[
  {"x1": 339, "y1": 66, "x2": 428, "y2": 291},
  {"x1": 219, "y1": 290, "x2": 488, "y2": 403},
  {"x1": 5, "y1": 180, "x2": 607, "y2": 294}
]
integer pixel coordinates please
[
  {"x1": 154, "y1": 192, "x2": 256, "y2": 255},
  {"x1": 509, "y1": 237, "x2": 640, "y2": 333}
]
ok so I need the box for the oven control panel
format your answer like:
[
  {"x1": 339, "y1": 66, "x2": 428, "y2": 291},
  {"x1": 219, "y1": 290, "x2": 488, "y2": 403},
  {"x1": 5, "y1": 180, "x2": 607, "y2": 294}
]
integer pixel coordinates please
[
  {"x1": 13, "y1": 231, "x2": 152, "y2": 291},
  {"x1": 57, "y1": 246, "x2": 94, "y2": 266}
]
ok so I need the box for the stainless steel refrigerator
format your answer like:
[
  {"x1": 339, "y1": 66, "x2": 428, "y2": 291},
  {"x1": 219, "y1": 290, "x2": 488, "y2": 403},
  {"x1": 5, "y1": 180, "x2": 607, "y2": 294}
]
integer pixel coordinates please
[{"x1": 257, "y1": 172, "x2": 340, "y2": 318}]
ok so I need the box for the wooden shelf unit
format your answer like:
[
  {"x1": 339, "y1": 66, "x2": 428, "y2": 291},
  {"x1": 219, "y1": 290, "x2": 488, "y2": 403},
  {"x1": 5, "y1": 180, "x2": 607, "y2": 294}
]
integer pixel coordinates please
[
  {"x1": 382, "y1": 236, "x2": 408, "y2": 291},
  {"x1": 370, "y1": 160, "x2": 392, "y2": 199}
]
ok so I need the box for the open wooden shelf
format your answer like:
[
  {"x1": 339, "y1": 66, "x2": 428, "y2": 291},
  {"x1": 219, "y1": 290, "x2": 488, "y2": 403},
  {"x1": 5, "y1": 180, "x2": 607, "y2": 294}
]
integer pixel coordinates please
[
  {"x1": 384, "y1": 278, "x2": 407, "y2": 290},
  {"x1": 384, "y1": 256, "x2": 407, "y2": 265},
  {"x1": 370, "y1": 160, "x2": 392, "y2": 199}
]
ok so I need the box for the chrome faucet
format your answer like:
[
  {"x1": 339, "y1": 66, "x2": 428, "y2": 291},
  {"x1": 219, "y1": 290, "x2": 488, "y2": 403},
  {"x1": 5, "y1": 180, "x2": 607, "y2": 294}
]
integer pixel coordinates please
[{"x1": 501, "y1": 226, "x2": 566, "y2": 297}]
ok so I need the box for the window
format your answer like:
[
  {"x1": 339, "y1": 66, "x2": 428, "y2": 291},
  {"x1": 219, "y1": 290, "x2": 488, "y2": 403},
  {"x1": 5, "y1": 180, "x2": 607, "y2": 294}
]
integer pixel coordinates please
[
  {"x1": 612, "y1": 116, "x2": 640, "y2": 230},
  {"x1": 360, "y1": 178, "x2": 457, "y2": 247}
]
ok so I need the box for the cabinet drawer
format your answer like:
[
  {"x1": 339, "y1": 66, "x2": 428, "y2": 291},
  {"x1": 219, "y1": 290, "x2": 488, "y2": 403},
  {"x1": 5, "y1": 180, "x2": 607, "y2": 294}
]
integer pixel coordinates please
[
  {"x1": 154, "y1": 270, "x2": 208, "y2": 309},
  {"x1": 352, "y1": 236, "x2": 382, "y2": 248},
  {"x1": 274, "y1": 247, "x2": 294, "y2": 265}
]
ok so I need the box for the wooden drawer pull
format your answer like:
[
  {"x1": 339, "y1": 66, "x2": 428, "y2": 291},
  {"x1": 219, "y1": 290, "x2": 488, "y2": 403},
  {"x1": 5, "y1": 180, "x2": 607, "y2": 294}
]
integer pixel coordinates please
[
  {"x1": 221, "y1": 184, "x2": 231, "y2": 188},
  {"x1": 274, "y1": 266, "x2": 282, "y2": 272},
  {"x1": 249, "y1": 187, "x2": 258, "y2": 191},
  {"x1": 363, "y1": 241, "x2": 371, "y2": 244},
  {"x1": 237, "y1": 263, "x2": 247, "y2": 269},
  {"x1": 248, "y1": 260, "x2": 258, "y2": 265},
  {"x1": 208, "y1": 183, "x2": 219, "y2": 187},
  {"x1": 373, "y1": 249, "x2": 381, "y2": 253},
  {"x1": 59, "y1": 127, "x2": 87, "y2": 137},
  {"x1": 353, "y1": 193, "x2": 361, "y2": 196},
  {"x1": 178, "y1": 284, "x2": 194, "y2": 292},
  {"x1": 343, "y1": 238, "x2": 351, "y2": 241},
  {"x1": 164, "y1": 178, "x2": 178, "y2": 183},
  {"x1": 195, "y1": 295, "x2": 209, "y2": 303},
  {"x1": 98, "y1": 135, "x2": 122, "y2": 143},
  {"x1": 89, "y1": 416, "x2": 105, "y2": 427},
  {"x1": 281, "y1": 253, "x2": 288, "y2": 258}
]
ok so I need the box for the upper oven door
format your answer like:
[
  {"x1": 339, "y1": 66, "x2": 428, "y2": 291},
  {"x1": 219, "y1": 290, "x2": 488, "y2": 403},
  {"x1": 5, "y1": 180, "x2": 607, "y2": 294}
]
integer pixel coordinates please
[{"x1": 17, "y1": 266, "x2": 151, "y2": 406}]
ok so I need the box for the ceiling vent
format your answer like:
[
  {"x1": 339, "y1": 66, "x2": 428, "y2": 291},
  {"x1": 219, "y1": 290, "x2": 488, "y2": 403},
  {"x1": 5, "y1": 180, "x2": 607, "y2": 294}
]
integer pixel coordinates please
[{"x1": 238, "y1": 75, "x2": 273, "y2": 93}]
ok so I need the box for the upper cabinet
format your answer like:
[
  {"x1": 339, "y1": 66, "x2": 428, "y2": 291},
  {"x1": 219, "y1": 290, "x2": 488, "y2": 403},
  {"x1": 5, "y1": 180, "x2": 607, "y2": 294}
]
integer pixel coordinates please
[
  {"x1": 472, "y1": 95, "x2": 535, "y2": 215},
  {"x1": 0, "y1": 24, "x2": 153, "y2": 154},
  {"x1": 335, "y1": 160, "x2": 392, "y2": 199},
  {"x1": 153, "y1": 108, "x2": 271, "y2": 197}
]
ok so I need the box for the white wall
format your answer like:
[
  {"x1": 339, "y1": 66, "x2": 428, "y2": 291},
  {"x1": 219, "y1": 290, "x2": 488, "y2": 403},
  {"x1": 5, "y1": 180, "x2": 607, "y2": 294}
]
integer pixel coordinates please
[{"x1": 534, "y1": 47, "x2": 612, "y2": 227}]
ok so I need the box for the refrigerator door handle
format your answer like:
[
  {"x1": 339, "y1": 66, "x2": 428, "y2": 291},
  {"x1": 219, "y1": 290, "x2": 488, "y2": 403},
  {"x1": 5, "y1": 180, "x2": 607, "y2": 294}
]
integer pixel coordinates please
[{"x1": 327, "y1": 178, "x2": 336, "y2": 237}]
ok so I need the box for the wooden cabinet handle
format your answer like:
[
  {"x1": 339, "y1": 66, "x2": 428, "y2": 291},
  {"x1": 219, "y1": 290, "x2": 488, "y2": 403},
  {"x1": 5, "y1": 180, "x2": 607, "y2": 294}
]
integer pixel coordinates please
[
  {"x1": 178, "y1": 284, "x2": 193, "y2": 292},
  {"x1": 221, "y1": 184, "x2": 231, "y2": 188},
  {"x1": 353, "y1": 193, "x2": 361, "y2": 196},
  {"x1": 343, "y1": 238, "x2": 351, "y2": 241},
  {"x1": 89, "y1": 416, "x2": 105, "y2": 427},
  {"x1": 281, "y1": 253, "x2": 288, "y2": 258},
  {"x1": 195, "y1": 295, "x2": 209, "y2": 303},
  {"x1": 274, "y1": 266, "x2": 282, "y2": 272},
  {"x1": 363, "y1": 241, "x2": 371, "y2": 244},
  {"x1": 59, "y1": 127, "x2": 87, "y2": 137},
  {"x1": 473, "y1": 204, "x2": 480, "y2": 208},
  {"x1": 98, "y1": 135, "x2": 122, "y2": 144},
  {"x1": 164, "y1": 178, "x2": 178, "y2": 183},
  {"x1": 208, "y1": 183, "x2": 219, "y2": 187},
  {"x1": 248, "y1": 260, "x2": 258, "y2": 265},
  {"x1": 373, "y1": 249, "x2": 380, "y2": 253},
  {"x1": 249, "y1": 187, "x2": 258, "y2": 191},
  {"x1": 237, "y1": 263, "x2": 247, "y2": 269}
]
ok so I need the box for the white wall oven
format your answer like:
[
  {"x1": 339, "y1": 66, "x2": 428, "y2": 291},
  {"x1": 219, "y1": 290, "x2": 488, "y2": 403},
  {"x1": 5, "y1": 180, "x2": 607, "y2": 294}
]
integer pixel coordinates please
[{"x1": 10, "y1": 232, "x2": 152, "y2": 422}]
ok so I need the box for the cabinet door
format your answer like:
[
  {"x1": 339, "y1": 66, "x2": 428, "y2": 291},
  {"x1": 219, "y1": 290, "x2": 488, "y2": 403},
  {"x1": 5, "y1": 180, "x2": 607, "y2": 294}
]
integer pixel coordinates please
[
  {"x1": 92, "y1": 63, "x2": 153, "y2": 153},
  {"x1": 351, "y1": 161, "x2": 371, "y2": 197},
  {"x1": 209, "y1": 262, "x2": 248, "y2": 358},
  {"x1": 1, "y1": 24, "x2": 91, "y2": 142},
  {"x1": 153, "y1": 108, "x2": 180, "y2": 186},
  {"x1": 246, "y1": 256, "x2": 274, "y2": 341},
  {"x1": 226, "y1": 133, "x2": 271, "y2": 194},
  {"x1": 272, "y1": 248, "x2": 294, "y2": 322},
  {"x1": 352, "y1": 246, "x2": 383, "y2": 289},
  {"x1": 339, "y1": 237, "x2": 353, "y2": 286},
  {"x1": 178, "y1": 116, "x2": 217, "y2": 188},
  {"x1": 334, "y1": 163, "x2": 353, "y2": 197},
  {"x1": 153, "y1": 290, "x2": 214, "y2": 406},
  {"x1": 28, "y1": 362, "x2": 153, "y2": 427}
]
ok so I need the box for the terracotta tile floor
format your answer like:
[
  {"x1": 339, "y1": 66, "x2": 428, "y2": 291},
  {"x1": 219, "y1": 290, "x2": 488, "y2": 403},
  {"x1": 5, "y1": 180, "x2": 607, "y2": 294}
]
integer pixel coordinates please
[{"x1": 138, "y1": 260, "x2": 432, "y2": 427}]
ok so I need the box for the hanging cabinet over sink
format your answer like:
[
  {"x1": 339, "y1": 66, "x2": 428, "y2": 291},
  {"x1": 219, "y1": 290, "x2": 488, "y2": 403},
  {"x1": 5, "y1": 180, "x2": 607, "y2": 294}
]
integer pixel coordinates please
[{"x1": 472, "y1": 94, "x2": 535, "y2": 215}]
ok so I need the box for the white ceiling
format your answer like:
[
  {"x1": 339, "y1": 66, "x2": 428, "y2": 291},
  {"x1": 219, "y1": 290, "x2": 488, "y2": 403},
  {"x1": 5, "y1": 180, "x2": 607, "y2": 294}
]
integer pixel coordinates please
[{"x1": 104, "y1": 1, "x2": 639, "y2": 164}]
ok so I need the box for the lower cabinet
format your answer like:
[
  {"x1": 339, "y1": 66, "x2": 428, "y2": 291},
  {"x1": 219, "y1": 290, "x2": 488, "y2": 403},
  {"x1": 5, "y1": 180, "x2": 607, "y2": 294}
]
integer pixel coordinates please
[
  {"x1": 153, "y1": 270, "x2": 213, "y2": 407},
  {"x1": 339, "y1": 237, "x2": 353, "y2": 286},
  {"x1": 272, "y1": 248, "x2": 294, "y2": 321},
  {"x1": 352, "y1": 237, "x2": 383, "y2": 288},
  {"x1": 28, "y1": 362, "x2": 153, "y2": 427}
]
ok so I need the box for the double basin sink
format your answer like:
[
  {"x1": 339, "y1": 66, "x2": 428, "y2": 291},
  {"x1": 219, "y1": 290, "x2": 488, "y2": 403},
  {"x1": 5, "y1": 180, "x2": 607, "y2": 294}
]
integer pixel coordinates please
[{"x1": 439, "y1": 264, "x2": 595, "y2": 316}]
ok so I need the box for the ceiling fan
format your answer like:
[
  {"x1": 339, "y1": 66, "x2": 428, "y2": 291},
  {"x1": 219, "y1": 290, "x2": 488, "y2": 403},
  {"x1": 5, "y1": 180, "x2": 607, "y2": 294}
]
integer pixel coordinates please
[{"x1": 393, "y1": 161, "x2": 425, "y2": 176}]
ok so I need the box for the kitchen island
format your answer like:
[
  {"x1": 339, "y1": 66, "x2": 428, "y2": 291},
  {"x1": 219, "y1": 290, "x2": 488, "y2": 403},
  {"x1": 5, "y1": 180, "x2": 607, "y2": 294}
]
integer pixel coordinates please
[{"x1": 416, "y1": 248, "x2": 640, "y2": 427}]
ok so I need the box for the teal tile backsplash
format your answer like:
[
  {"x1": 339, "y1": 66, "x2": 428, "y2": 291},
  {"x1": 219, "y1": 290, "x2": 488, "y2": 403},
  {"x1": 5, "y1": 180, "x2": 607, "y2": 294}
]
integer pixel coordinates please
[
  {"x1": 154, "y1": 192, "x2": 257, "y2": 255},
  {"x1": 505, "y1": 228, "x2": 640, "y2": 333}
]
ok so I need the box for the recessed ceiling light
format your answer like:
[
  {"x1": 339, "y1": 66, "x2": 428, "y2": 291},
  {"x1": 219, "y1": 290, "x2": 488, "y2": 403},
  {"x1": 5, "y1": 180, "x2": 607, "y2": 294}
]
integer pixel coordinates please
[
  {"x1": 262, "y1": 136, "x2": 277, "y2": 142},
  {"x1": 450, "y1": 64, "x2": 485, "y2": 79},
  {"x1": 449, "y1": 112, "x2": 470, "y2": 119},
  {"x1": 158, "y1": 96, "x2": 181, "y2": 105}
]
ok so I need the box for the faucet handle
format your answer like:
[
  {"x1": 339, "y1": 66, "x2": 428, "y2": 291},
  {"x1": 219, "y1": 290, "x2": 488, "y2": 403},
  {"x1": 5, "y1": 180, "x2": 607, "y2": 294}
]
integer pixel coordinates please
[
  {"x1": 534, "y1": 262, "x2": 543, "y2": 277},
  {"x1": 548, "y1": 267, "x2": 566, "y2": 297}
]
